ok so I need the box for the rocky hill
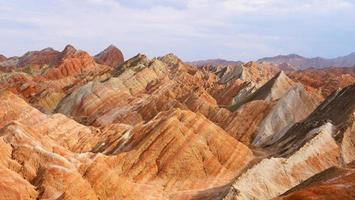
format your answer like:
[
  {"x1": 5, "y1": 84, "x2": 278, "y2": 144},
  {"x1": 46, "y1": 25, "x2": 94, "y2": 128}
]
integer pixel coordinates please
[{"x1": 0, "y1": 46, "x2": 354, "y2": 200}]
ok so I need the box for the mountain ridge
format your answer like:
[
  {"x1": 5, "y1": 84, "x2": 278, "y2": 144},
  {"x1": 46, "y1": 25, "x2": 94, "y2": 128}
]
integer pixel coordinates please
[
  {"x1": 258, "y1": 52, "x2": 355, "y2": 69},
  {"x1": 0, "y1": 46, "x2": 354, "y2": 200},
  {"x1": 187, "y1": 52, "x2": 355, "y2": 69}
]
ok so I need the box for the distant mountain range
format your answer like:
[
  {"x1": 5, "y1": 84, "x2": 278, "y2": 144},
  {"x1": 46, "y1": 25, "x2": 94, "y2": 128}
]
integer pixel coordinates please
[
  {"x1": 189, "y1": 52, "x2": 355, "y2": 69},
  {"x1": 187, "y1": 59, "x2": 243, "y2": 67},
  {"x1": 258, "y1": 52, "x2": 355, "y2": 69}
]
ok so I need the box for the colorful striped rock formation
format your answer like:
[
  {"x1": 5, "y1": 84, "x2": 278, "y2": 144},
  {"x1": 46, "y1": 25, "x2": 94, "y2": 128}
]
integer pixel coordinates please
[{"x1": 0, "y1": 46, "x2": 354, "y2": 200}]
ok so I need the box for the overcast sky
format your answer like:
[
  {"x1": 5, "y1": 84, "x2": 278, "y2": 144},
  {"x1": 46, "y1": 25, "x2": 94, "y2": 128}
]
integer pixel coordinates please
[{"x1": 1, "y1": 0, "x2": 355, "y2": 61}]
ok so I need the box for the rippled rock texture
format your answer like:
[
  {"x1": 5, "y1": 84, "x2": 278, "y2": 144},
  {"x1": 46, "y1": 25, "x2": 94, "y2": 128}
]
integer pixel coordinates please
[{"x1": 0, "y1": 46, "x2": 354, "y2": 200}]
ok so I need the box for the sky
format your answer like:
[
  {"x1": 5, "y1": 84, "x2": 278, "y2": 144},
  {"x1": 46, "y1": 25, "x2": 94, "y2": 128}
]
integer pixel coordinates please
[{"x1": 1, "y1": 0, "x2": 355, "y2": 61}]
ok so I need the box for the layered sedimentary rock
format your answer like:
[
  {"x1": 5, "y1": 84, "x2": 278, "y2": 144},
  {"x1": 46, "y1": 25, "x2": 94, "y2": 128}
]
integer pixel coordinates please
[
  {"x1": 94, "y1": 45, "x2": 124, "y2": 67},
  {"x1": 0, "y1": 91, "x2": 99, "y2": 199},
  {"x1": 200, "y1": 61, "x2": 279, "y2": 86},
  {"x1": 44, "y1": 45, "x2": 99, "y2": 80},
  {"x1": 224, "y1": 84, "x2": 355, "y2": 200},
  {"x1": 199, "y1": 61, "x2": 280, "y2": 107},
  {"x1": 85, "y1": 109, "x2": 254, "y2": 200},
  {"x1": 0, "y1": 54, "x2": 7, "y2": 62},
  {"x1": 0, "y1": 165, "x2": 38, "y2": 200},
  {"x1": 0, "y1": 56, "x2": 20, "y2": 71},
  {"x1": 277, "y1": 162, "x2": 355, "y2": 200},
  {"x1": 17, "y1": 48, "x2": 60, "y2": 69},
  {"x1": 224, "y1": 71, "x2": 319, "y2": 145},
  {"x1": 0, "y1": 45, "x2": 123, "y2": 113},
  {"x1": 252, "y1": 84, "x2": 319, "y2": 146},
  {"x1": 225, "y1": 123, "x2": 341, "y2": 200},
  {"x1": 287, "y1": 66, "x2": 355, "y2": 98},
  {"x1": 0, "y1": 90, "x2": 254, "y2": 200},
  {"x1": 1, "y1": 46, "x2": 355, "y2": 200},
  {"x1": 56, "y1": 54, "x2": 168, "y2": 125}
]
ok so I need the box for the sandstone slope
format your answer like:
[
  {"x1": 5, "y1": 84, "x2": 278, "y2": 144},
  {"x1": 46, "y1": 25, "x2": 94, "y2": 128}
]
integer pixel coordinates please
[
  {"x1": 1, "y1": 46, "x2": 355, "y2": 200},
  {"x1": 224, "y1": 84, "x2": 355, "y2": 200}
]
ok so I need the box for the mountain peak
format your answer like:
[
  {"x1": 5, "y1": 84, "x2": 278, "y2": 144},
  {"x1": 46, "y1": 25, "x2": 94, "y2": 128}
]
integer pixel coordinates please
[
  {"x1": 258, "y1": 54, "x2": 304, "y2": 62},
  {"x1": 0, "y1": 54, "x2": 7, "y2": 62},
  {"x1": 284, "y1": 53, "x2": 304, "y2": 58},
  {"x1": 40, "y1": 47, "x2": 56, "y2": 52},
  {"x1": 250, "y1": 70, "x2": 295, "y2": 102},
  {"x1": 62, "y1": 44, "x2": 77, "y2": 56},
  {"x1": 106, "y1": 44, "x2": 118, "y2": 50},
  {"x1": 94, "y1": 45, "x2": 124, "y2": 67},
  {"x1": 158, "y1": 53, "x2": 183, "y2": 66}
]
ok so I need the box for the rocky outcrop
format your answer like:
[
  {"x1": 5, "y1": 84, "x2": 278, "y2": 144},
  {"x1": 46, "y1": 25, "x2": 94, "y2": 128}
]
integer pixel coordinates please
[
  {"x1": 94, "y1": 45, "x2": 124, "y2": 68},
  {"x1": 224, "y1": 84, "x2": 355, "y2": 200},
  {"x1": 287, "y1": 66, "x2": 355, "y2": 98},
  {"x1": 0, "y1": 164, "x2": 38, "y2": 200},
  {"x1": 0, "y1": 90, "x2": 254, "y2": 200},
  {"x1": 0, "y1": 91, "x2": 100, "y2": 199},
  {"x1": 252, "y1": 84, "x2": 319, "y2": 146},
  {"x1": 277, "y1": 162, "x2": 355, "y2": 200},
  {"x1": 0, "y1": 45, "x2": 116, "y2": 113},
  {"x1": 56, "y1": 55, "x2": 167, "y2": 125},
  {"x1": 240, "y1": 61, "x2": 280, "y2": 87},
  {"x1": 225, "y1": 123, "x2": 341, "y2": 200},
  {"x1": 0, "y1": 54, "x2": 7, "y2": 62},
  {"x1": 203, "y1": 61, "x2": 279, "y2": 86},
  {"x1": 341, "y1": 112, "x2": 355, "y2": 164},
  {"x1": 17, "y1": 48, "x2": 60, "y2": 68},
  {"x1": 224, "y1": 100, "x2": 272, "y2": 144},
  {"x1": 228, "y1": 71, "x2": 291, "y2": 111},
  {"x1": 225, "y1": 72, "x2": 319, "y2": 146},
  {"x1": 0, "y1": 91, "x2": 96, "y2": 152},
  {"x1": 1, "y1": 46, "x2": 355, "y2": 200},
  {"x1": 268, "y1": 84, "x2": 355, "y2": 156},
  {"x1": 248, "y1": 71, "x2": 295, "y2": 102},
  {"x1": 0, "y1": 45, "x2": 84, "y2": 70},
  {"x1": 44, "y1": 46, "x2": 99, "y2": 80},
  {"x1": 0, "y1": 56, "x2": 19, "y2": 70},
  {"x1": 85, "y1": 108, "x2": 254, "y2": 200}
]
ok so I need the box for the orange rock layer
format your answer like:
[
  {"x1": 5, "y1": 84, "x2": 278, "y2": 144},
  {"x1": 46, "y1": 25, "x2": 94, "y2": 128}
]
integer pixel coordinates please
[{"x1": 0, "y1": 47, "x2": 354, "y2": 200}]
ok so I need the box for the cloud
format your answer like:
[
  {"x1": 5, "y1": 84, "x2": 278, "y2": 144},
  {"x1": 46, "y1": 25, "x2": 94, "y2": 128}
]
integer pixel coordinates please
[
  {"x1": 223, "y1": 0, "x2": 353, "y2": 13},
  {"x1": 0, "y1": 0, "x2": 354, "y2": 61}
]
